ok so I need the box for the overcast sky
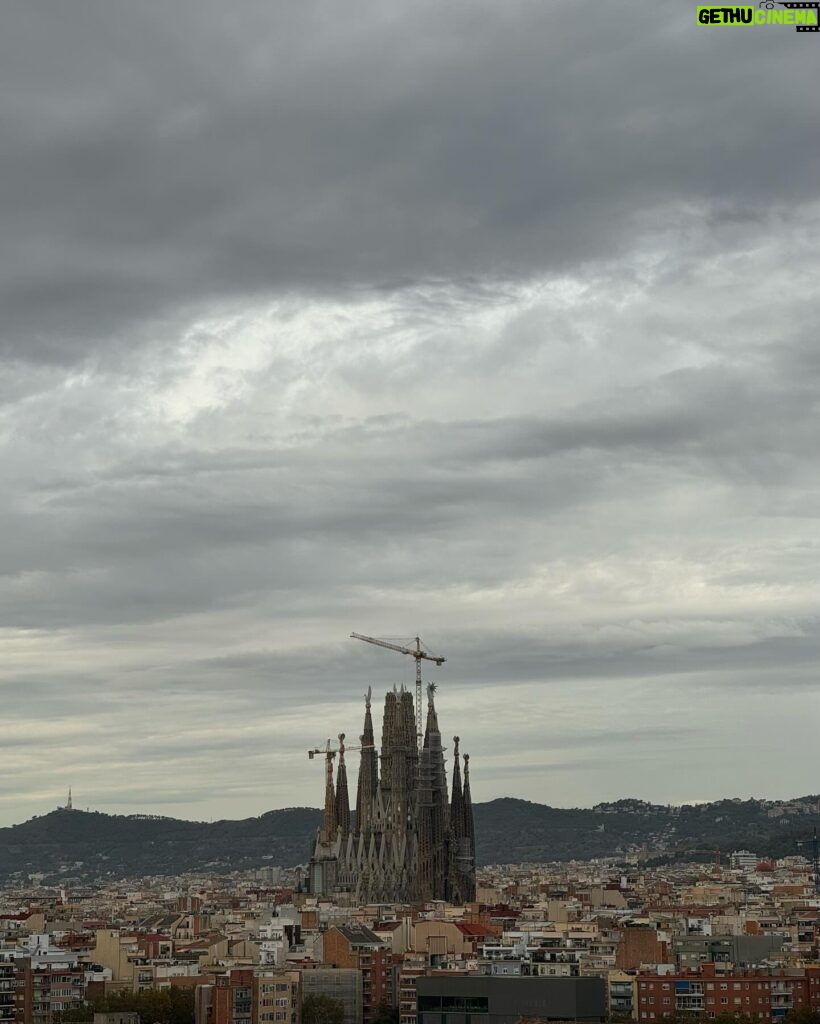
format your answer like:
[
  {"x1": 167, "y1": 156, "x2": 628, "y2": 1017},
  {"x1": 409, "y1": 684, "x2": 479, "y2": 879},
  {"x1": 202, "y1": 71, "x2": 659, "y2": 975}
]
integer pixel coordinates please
[{"x1": 1, "y1": 0, "x2": 819, "y2": 825}]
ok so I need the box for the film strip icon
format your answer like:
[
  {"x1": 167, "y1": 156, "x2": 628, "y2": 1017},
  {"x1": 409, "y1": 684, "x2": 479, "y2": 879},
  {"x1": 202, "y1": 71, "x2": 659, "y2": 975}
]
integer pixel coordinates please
[{"x1": 770, "y1": 1, "x2": 820, "y2": 31}]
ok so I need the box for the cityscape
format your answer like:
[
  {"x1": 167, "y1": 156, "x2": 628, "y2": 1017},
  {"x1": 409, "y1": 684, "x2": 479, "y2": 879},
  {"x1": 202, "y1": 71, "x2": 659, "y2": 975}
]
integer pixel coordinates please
[
  {"x1": 2, "y1": 788, "x2": 820, "y2": 1024},
  {"x1": 0, "y1": 667, "x2": 819, "y2": 1024}
]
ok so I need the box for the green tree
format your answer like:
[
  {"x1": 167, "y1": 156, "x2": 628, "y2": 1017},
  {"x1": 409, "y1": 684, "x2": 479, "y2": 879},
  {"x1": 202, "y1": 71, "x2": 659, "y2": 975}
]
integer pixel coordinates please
[
  {"x1": 785, "y1": 1011, "x2": 820, "y2": 1024},
  {"x1": 57, "y1": 988, "x2": 195, "y2": 1024},
  {"x1": 371, "y1": 1002, "x2": 398, "y2": 1024},
  {"x1": 302, "y1": 994, "x2": 346, "y2": 1024}
]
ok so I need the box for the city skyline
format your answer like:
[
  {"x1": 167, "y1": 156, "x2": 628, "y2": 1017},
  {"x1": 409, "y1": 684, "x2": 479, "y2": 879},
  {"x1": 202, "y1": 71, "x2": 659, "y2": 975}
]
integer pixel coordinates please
[{"x1": 1, "y1": 0, "x2": 820, "y2": 825}]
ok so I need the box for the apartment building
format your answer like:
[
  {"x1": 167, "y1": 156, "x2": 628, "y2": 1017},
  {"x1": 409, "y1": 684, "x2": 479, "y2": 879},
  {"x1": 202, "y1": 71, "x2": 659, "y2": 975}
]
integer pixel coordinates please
[
  {"x1": 636, "y1": 965, "x2": 820, "y2": 1022},
  {"x1": 196, "y1": 968, "x2": 299, "y2": 1024},
  {"x1": 321, "y1": 925, "x2": 391, "y2": 1023},
  {"x1": 14, "y1": 956, "x2": 85, "y2": 1024}
]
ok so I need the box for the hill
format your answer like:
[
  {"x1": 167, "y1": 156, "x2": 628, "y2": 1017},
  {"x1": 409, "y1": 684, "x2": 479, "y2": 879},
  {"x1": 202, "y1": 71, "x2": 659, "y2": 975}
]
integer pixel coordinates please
[
  {"x1": 0, "y1": 807, "x2": 320, "y2": 883},
  {"x1": 1, "y1": 796, "x2": 818, "y2": 882},
  {"x1": 472, "y1": 796, "x2": 820, "y2": 864}
]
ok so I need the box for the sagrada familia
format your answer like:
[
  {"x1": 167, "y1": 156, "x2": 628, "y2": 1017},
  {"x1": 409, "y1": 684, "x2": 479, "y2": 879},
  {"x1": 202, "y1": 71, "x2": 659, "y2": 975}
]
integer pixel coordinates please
[{"x1": 307, "y1": 683, "x2": 476, "y2": 904}]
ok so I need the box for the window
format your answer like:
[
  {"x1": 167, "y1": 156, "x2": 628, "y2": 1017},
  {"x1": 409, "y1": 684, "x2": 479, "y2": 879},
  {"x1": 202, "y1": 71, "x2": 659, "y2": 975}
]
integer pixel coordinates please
[{"x1": 721, "y1": 998, "x2": 728, "y2": 1005}]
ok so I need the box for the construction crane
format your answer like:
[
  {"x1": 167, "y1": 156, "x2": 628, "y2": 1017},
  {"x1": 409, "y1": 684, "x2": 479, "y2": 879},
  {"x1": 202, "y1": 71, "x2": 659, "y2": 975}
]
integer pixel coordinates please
[
  {"x1": 307, "y1": 733, "x2": 373, "y2": 760},
  {"x1": 350, "y1": 633, "x2": 446, "y2": 752}
]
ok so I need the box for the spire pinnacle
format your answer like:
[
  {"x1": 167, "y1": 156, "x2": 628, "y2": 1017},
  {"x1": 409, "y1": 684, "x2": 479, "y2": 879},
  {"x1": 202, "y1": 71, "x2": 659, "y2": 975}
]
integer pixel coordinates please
[
  {"x1": 334, "y1": 733, "x2": 350, "y2": 835},
  {"x1": 322, "y1": 747, "x2": 336, "y2": 842}
]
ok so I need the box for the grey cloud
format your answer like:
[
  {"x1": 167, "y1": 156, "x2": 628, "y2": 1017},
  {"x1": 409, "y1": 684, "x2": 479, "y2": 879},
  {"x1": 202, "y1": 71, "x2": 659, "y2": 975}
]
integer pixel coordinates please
[
  {"x1": 1, "y1": 0, "x2": 819, "y2": 362},
  {"x1": 1, "y1": 0, "x2": 819, "y2": 825}
]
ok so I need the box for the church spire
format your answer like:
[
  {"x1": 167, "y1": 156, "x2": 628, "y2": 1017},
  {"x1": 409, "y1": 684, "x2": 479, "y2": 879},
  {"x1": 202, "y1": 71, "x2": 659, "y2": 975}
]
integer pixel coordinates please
[
  {"x1": 356, "y1": 688, "x2": 378, "y2": 832},
  {"x1": 334, "y1": 734, "x2": 350, "y2": 836},
  {"x1": 321, "y1": 746, "x2": 336, "y2": 842},
  {"x1": 418, "y1": 683, "x2": 450, "y2": 900},
  {"x1": 450, "y1": 736, "x2": 464, "y2": 839},
  {"x1": 461, "y1": 751, "x2": 476, "y2": 901}
]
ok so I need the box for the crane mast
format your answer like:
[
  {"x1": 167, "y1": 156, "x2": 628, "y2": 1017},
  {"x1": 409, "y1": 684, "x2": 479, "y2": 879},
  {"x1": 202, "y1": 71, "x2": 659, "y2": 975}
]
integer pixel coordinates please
[{"x1": 350, "y1": 632, "x2": 446, "y2": 751}]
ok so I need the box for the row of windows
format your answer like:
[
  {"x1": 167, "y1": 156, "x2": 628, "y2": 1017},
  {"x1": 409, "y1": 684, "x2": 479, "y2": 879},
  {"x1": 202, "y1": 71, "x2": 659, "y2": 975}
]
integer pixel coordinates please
[
  {"x1": 641, "y1": 1013, "x2": 769, "y2": 1020},
  {"x1": 259, "y1": 983, "x2": 294, "y2": 996},
  {"x1": 642, "y1": 981, "x2": 789, "y2": 992},
  {"x1": 642, "y1": 995, "x2": 790, "y2": 1006}
]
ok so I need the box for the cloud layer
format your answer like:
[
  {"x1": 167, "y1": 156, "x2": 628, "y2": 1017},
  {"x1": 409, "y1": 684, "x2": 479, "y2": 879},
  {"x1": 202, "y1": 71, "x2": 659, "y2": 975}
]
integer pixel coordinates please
[{"x1": 1, "y1": 0, "x2": 819, "y2": 824}]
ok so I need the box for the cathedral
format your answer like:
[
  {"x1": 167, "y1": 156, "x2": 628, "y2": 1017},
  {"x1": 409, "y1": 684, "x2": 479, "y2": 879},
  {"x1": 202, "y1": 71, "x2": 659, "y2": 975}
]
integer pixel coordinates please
[{"x1": 307, "y1": 683, "x2": 476, "y2": 904}]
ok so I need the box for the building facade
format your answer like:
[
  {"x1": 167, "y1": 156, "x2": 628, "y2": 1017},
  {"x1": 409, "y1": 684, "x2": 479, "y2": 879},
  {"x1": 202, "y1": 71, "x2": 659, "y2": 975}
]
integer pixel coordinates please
[
  {"x1": 635, "y1": 965, "x2": 820, "y2": 1022},
  {"x1": 300, "y1": 970, "x2": 362, "y2": 1024},
  {"x1": 196, "y1": 968, "x2": 300, "y2": 1024},
  {"x1": 321, "y1": 926, "x2": 391, "y2": 1024},
  {"x1": 416, "y1": 975, "x2": 607, "y2": 1024},
  {"x1": 14, "y1": 956, "x2": 85, "y2": 1024},
  {"x1": 308, "y1": 684, "x2": 476, "y2": 904}
]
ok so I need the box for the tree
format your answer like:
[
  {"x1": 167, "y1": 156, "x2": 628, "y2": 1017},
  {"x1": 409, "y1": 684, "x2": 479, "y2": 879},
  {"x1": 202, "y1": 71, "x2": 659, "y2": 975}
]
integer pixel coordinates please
[
  {"x1": 56, "y1": 988, "x2": 195, "y2": 1024},
  {"x1": 371, "y1": 1002, "x2": 399, "y2": 1024},
  {"x1": 302, "y1": 994, "x2": 346, "y2": 1024},
  {"x1": 785, "y1": 1011, "x2": 820, "y2": 1024}
]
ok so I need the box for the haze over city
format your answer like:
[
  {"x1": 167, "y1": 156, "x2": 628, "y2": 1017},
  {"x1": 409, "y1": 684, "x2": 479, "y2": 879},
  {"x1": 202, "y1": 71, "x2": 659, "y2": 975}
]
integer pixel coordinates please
[{"x1": 1, "y1": 0, "x2": 819, "y2": 826}]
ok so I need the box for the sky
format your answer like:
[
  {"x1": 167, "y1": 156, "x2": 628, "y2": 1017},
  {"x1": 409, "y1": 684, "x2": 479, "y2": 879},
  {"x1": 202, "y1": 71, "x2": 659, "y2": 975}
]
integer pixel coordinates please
[{"x1": 1, "y1": 0, "x2": 820, "y2": 825}]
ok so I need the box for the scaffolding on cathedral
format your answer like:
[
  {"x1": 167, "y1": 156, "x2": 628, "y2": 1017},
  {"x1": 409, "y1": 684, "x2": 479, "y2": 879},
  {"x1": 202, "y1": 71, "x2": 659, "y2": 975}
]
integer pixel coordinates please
[{"x1": 307, "y1": 682, "x2": 476, "y2": 904}]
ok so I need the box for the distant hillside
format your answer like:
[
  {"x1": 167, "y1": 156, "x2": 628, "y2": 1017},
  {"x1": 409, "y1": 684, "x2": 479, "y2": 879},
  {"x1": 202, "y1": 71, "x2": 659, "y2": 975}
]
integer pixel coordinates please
[
  {"x1": 0, "y1": 807, "x2": 321, "y2": 883},
  {"x1": 472, "y1": 796, "x2": 820, "y2": 865},
  {"x1": 1, "y1": 796, "x2": 819, "y2": 882}
]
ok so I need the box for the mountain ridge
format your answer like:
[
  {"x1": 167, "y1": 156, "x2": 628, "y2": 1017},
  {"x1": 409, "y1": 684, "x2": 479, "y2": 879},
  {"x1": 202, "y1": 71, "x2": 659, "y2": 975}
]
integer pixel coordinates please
[{"x1": 1, "y1": 794, "x2": 818, "y2": 883}]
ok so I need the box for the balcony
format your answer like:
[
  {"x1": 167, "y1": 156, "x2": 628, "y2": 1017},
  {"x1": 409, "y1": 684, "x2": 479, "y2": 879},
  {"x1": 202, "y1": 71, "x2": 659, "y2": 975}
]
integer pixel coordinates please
[{"x1": 677, "y1": 997, "x2": 705, "y2": 1012}]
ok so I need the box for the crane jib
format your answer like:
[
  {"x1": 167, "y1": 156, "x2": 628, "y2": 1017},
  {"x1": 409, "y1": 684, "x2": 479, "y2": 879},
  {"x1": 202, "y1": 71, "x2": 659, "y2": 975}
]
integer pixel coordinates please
[{"x1": 350, "y1": 631, "x2": 446, "y2": 752}]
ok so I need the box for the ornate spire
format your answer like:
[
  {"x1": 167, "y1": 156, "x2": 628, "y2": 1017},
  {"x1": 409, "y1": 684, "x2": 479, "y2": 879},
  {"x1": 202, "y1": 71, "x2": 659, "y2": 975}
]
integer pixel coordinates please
[
  {"x1": 450, "y1": 736, "x2": 464, "y2": 839},
  {"x1": 334, "y1": 733, "x2": 350, "y2": 836},
  {"x1": 321, "y1": 744, "x2": 336, "y2": 842},
  {"x1": 379, "y1": 688, "x2": 398, "y2": 799},
  {"x1": 462, "y1": 751, "x2": 476, "y2": 899},
  {"x1": 423, "y1": 682, "x2": 440, "y2": 747},
  {"x1": 418, "y1": 681, "x2": 449, "y2": 900},
  {"x1": 356, "y1": 689, "x2": 378, "y2": 832}
]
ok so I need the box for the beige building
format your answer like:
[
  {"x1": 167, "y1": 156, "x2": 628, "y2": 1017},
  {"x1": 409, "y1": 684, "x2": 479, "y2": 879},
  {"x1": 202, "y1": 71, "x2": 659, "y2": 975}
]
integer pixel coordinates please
[
  {"x1": 412, "y1": 920, "x2": 472, "y2": 958},
  {"x1": 92, "y1": 931, "x2": 139, "y2": 983}
]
